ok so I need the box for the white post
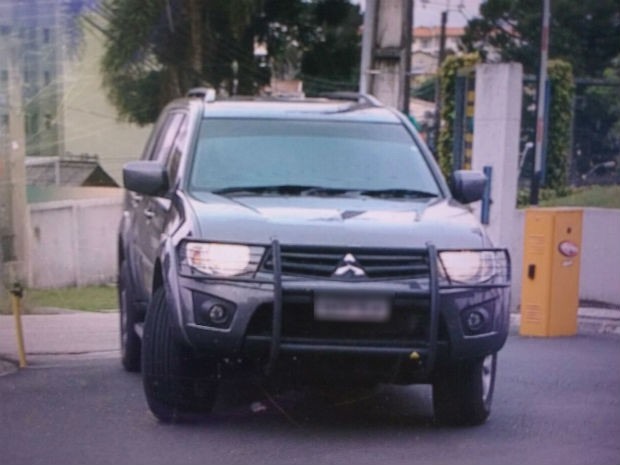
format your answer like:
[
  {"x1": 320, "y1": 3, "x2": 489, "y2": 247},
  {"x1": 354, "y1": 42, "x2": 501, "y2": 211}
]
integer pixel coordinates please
[{"x1": 471, "y1": 63, "x2": 523, "y2": 247}]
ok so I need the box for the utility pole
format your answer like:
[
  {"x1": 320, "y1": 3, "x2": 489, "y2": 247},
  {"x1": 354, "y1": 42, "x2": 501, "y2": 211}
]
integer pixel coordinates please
[
  {"x1": 530, "y1": 0, "x2": 551, "y2": 205},
  {"x1": 359, "y1": 0, "x2": 377, "y2": 96},
  {"x1": 1, "y1": 36, "x2": 28, "y2": 291},
  {"x1": 359, "y1": 0, "x2": 413, "y2": 113},
  {"x1": 432, "y1": 10, "x2": 448, "y2": 154}
]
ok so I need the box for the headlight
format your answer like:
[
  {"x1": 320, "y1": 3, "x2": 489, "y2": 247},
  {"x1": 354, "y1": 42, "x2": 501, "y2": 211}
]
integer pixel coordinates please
[
  {"x1": 438, "y1": 250, "x2": 497, "y2": 284},
  {"x1": 184, "y1": 242, "x2": 264, "y2": 277}
]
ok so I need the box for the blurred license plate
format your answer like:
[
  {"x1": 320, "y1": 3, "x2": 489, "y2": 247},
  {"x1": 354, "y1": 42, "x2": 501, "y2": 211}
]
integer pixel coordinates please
[{"x1": 314, "y1": 295, "x2": 390, "y2": 322}]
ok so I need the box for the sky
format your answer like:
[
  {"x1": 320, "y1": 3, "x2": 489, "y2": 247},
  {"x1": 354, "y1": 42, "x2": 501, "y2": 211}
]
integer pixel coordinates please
[{"x1": 353, "y1": 0, "x2": 483, "y2": 27}]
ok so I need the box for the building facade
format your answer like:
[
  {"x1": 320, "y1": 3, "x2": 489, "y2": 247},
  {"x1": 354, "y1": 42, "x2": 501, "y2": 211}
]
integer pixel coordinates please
[
  {"x1": 411, "y1": 26, "x2": 465, "y2": 76},
  {"x1": 0, "y1": 0, "x2": 65, "y2": 158}
]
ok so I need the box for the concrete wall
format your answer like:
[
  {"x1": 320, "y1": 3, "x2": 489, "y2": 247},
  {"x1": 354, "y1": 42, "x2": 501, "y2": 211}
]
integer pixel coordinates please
[
  {"x1": 578, "y1": 209, "x2": 620, "y2": 304},
  {"x1": 507, "y1": 208, "x2": 620, "y2": 307},
  {"x1": 27, "y1": 194, "x2": 122, "y2": 288}
]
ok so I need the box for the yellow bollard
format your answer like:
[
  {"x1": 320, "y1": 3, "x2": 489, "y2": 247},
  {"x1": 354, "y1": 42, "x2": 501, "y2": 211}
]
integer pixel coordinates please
[
  {"x1": 10, "y1": 282, "x2": 27, "y2": 368},
  {"x1": 520, "y1": 208, "x2": 583, "y2": 337}
]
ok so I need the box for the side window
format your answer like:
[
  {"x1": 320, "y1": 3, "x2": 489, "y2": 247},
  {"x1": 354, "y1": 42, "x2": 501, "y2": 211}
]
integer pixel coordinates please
[
  {"x1": 166, "y1": 115, "x2": 188, "y2": 186},
  {"x1": 146, "y1": 112, "x2": 184, "y2": 163}
]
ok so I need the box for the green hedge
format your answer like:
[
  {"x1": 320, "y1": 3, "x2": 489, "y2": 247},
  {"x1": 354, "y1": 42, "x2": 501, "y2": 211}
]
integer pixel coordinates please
[
  {"x1": 545, "y1": 60, "x2": 574, "y2": 194},
  {"x1": 437, "y1": 53, "x2": 480, "y2": 178}
]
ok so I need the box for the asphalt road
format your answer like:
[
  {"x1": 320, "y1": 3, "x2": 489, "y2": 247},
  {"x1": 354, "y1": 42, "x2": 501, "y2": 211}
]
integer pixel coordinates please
[{"x1": 1, "y1": 334, "x2": 619, "y2": 465}]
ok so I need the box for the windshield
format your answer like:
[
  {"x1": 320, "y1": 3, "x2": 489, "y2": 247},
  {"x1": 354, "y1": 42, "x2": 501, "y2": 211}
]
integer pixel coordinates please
[{"x1": 189, "y1": 119, "x2": 441, "y2": 197}]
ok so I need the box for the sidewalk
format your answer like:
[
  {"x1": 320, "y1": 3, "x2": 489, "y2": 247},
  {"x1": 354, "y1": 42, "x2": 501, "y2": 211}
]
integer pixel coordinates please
[
  {"x1": 1, "y1": 307, "x2": 619, "y2": 376},
  {"x1": 0, "y1": 311, "x2": 119, "y2": 376}
]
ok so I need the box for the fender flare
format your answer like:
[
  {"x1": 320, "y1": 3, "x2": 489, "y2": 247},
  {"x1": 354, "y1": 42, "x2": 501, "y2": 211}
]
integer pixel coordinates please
[{"x1": 157, "y1": 238, "x2": 193, "y2": 347}]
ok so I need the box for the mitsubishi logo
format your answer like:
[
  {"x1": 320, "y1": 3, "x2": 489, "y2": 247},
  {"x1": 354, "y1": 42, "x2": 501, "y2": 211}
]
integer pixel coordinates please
[{"x1": 332, "y1": 253, "x2": 366, "y2": 277}]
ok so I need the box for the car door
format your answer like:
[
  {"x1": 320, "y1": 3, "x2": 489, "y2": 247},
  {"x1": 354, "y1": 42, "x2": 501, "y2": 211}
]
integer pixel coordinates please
[{"x1": 133, "y1": 111, "x2": 186, "y2": 298}]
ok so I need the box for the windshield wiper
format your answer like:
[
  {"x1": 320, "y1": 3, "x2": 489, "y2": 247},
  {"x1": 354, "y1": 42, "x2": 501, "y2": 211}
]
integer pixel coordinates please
[
  {"x1": 211, "y1": 185, "x2": 354, "y2": 197},
  {"x1": 359, "y1": 188, "x2": 439, "y2": 199}
]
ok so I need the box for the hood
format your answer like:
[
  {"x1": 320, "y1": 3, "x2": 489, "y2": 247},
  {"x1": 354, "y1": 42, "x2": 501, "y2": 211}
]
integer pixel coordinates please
[{"x1": 186, "y1": 193, "x2": 489, "y2": 249}]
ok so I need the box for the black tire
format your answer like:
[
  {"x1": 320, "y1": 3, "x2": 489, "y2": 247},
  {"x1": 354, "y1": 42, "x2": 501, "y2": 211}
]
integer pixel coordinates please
[
  {"x1": 119, "y1": 261, "x2": 141, "y2": 372},
  {"x1": 142, "y1": 287, "x2": 219, "y2": 422},
  {"x1": 432, "y1": 354, "x2": 497, "y2": 426}
]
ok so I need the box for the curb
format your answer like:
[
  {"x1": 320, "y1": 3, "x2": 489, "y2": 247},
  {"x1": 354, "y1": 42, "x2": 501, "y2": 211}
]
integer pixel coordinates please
[
  {"x1": 510, "y1": 313, "x2": 620, "y2": 337},
  {"x1": 30, "y1": 307, "x2": 119, "y2": 315}
]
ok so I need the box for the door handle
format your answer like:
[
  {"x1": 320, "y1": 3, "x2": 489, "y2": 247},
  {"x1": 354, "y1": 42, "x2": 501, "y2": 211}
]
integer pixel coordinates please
[{"x1": 143, "y1": 208, "x2": 155, "y2": 219}]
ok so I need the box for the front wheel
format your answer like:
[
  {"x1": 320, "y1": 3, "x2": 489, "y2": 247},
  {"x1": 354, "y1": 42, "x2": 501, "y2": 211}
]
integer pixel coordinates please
[
  {"x1": 142, "y1": 287, "x2": 219, "y2": 422},
  {"x1": 432, "y1": 354, "x2": 497, "y2": 426}
]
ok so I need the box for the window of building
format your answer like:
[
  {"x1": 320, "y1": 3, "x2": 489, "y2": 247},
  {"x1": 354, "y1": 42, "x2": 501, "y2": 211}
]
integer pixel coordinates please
[
  {"x1": 1, "y1": 70, "x2": 7, "y2": 83},
  {"x1": 43, "y1": 28, "x2": 50, "y2": 43},
  {"x1": 44, "y1": 113, "x2": 52, "y2": 130},
  {"x1": 44, "y1": 71, "x2": 51, "y2": 85}
]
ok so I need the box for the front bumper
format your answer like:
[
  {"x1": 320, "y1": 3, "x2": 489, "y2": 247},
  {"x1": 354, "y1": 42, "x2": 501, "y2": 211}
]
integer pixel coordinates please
[{"x1": 174, "y1": 243, "x2": 510, "y2": 378}]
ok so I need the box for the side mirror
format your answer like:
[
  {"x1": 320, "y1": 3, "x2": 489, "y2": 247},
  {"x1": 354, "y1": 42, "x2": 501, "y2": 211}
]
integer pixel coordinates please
[
  {"x1": 123, "y1": 161, "x2": 169, "y2": 196},
  {"x1": 450, "y1": 170, "x2": 487, "y2": 204}
]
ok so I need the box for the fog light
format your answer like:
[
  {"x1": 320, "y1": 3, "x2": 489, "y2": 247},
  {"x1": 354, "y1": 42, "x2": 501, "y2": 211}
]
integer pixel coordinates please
[
  {"x1": 193, "y1": 293, "x2": 236, "y2": 328},
  {"x1": 467, "y1": 311, "x2": 484, "y2": 329},
  {"x1": 208, "y1": 304, "x2": 228, "y2": 324},
  {"x1": 465, "y1": 308, "x2": 489, "y2": 332}
]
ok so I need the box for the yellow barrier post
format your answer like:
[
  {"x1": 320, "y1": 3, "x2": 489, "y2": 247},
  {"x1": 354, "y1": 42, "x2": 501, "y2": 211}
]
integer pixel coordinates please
[
  {"x1": 10, "y1": 282, "x2": 27, "y2": 368},
  {"x1": 520, "y1": 208, "x2": 583, "y2": 337}
]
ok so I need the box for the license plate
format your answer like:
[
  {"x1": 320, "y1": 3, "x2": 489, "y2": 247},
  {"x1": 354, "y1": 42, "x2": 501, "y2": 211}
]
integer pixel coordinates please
[{"x1": 314, "y1": 295, "x2": 391, "y2": 322}]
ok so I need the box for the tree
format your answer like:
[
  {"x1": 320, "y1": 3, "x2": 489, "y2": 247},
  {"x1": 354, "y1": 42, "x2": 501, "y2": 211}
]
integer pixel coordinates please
[
  {"x1": 99, "y1": 0, "x2": 362, "y2": 125},
  {"x1": 598, "y1": 55, "x2": 620, "y2": 144},
  {"x1": 545, "y1": 60, "x2": 574, "y2": 192},
  {"x1": 437, "y1": 53, "x2": 480, "y2": 177},
  {"x1": 461, "y1": 0, "x2": 620, "y2": 77},
  {"x1": 577, "y1": 55, "x2": 620, "y2": 172},
  {"x1": 300, "y1": 0, "x2": 362, "y2": 94},
  {"x1": 99, "y1": 0, "x2": 262, "y2": 125}
]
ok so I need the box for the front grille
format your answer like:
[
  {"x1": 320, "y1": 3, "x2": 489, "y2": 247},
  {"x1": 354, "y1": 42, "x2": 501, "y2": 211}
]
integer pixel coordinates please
[
  {"x1": 261, "y1": 246, "x2": 429, "y2": 280},
  {"x1": 246, "y1": 295, "x2": 432, "y2": 343}
]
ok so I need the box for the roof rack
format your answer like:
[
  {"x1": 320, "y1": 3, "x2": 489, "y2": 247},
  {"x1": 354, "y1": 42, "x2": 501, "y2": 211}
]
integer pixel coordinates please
[
  {"x1": 318, "y1": 92, "x2": 381, "y2": 107},
  {"x1": 186, "y1": 87, "x2": 216, "y2": 103}
]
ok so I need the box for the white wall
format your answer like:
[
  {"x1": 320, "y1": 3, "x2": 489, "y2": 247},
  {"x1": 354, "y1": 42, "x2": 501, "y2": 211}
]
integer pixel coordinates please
[
  {"x1": 578, "y1": 209, "x2": 620, "y2": 304},
  {"x1": 507, "y1": 208, "x2": 620, "y2": 307},
  {"x1": 27, "y1": 194, "x2": 122, "y2": 288}
]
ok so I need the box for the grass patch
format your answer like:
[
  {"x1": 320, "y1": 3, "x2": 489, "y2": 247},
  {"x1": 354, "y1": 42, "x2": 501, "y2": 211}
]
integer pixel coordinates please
[
  {"x1": 5, "y1": 285, "x2": 119, "y2": 313},
  {"x1": 540, "y1": 185, "x2": 620, "y2": 209}
]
